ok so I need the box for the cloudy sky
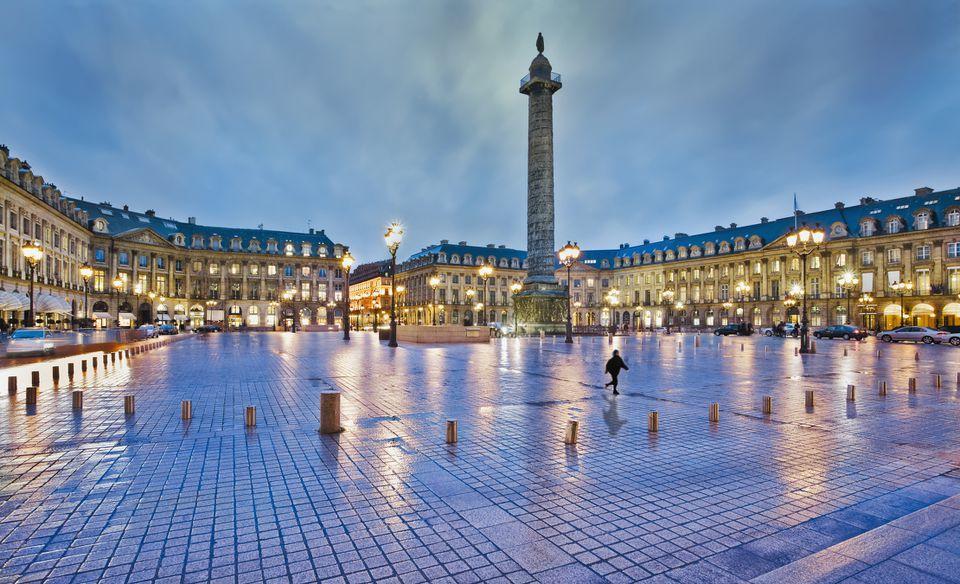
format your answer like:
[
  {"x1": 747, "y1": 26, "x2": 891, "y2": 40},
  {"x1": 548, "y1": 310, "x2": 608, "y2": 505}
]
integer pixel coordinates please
[{"x1": 2, "y1": 1, "x2": 958, "y2": 261}]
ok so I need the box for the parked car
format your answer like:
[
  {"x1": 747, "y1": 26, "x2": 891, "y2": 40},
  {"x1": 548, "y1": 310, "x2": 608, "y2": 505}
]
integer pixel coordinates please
[
  {"x1": 813, "y1": 325, "x2": 868, "y2": 341},
  {"x1": 939, "y1": 331, "x2": 960, "y2": 346},
  {"x1": 714, "y1": 324, "x2": 741, "y2": 336},
  {"x1": 138, "y1": 324, "x2": 159, "y2": 338},
  {"x1": 878, "y1": 326, "x2": 947, "y2": 344},
  {"x1": 761, "y1": 323, "x2": 798, "y2": 337},
  {"x1": 158, "y1": 324, "x2": 178, "y2": 335},
  {"x1": 196, "y1": 324, "x2": 222, "y2": 333},
  {"x1": 489, "y1": 323, "x2": 514, "y2": 337},
  {"x1": 5, "y1": 328, "x2": 57, "y2": 356}
]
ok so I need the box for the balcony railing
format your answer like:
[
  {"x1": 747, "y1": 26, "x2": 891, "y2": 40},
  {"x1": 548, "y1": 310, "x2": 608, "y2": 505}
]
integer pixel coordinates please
[{"x1": 519, "y1": 72, "x2": 562, "y2": 88}]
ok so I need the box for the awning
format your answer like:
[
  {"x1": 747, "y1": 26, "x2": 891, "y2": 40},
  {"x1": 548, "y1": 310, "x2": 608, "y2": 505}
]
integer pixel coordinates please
[
  {"x1": 119, "y1": 312, "x2": 136, "y2": 321},
  {"x1": 173, "y1": 315, "x2": 189, "y2": 321},
  {"x1": 93, "y1": 311, "x2": 112, "y2": 319},
  {"x1": 157, "y1": 314, "x2": 171, "y2": 321}
]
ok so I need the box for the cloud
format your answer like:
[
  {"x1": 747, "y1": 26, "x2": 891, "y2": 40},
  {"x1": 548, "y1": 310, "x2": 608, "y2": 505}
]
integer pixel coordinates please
[{"x1": 1, "y1": 0, "x2": 957, "y2": 261}]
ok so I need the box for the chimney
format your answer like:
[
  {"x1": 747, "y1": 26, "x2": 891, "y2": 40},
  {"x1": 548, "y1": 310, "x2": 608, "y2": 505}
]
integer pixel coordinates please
[
  {"x1": 715, "y1": 225, "x2": 724, "y2": 232},
  {"x1": 835, "y1": 201, "x2": 845, "y2": 210},
  {"x1": 440, "y1": 239, "x2": 449, "y2": 244},
  {"x1": 188, "y1": 217, "x2": 196, "y2": 224},
  {"x1": 308, "y1": 228, "x2": 314, "y2": 234},
  {"x1": 487, "y1": 243, "x2": 495, "y2": 248},
  {"x1": 760, "y1": 217, "x2": 769, "y2": 224},
  {"x1": 642, "y1": 239, "x2": 650, "y2": 244},
  {"x1": 729, "y1": 222, "x2": 737, "y2": 229},
  {"x1": 662, "y1": 235, "x2": 670, "y2": 241},
  {"x1": 915, "y1": 187, "x2": 934, "y2": 197},
  {"x1": 859, "y1": 197, "x2": 875, "y2": 205},
  {"x1": 458, "y1": 241, "x2": 467, "y2": 246},
  {"x1": 123, "y1": 204, "x2": 129, "y2": 211},
  {"x1": 674, "y1": 232, "x2": 688, "y2": 238},
  {"x1": 498, "y1": 245, "x2": 505, "y2": 249},
  {"x1": 145, "y1": 209, "x2": 156, "y2": 217}
]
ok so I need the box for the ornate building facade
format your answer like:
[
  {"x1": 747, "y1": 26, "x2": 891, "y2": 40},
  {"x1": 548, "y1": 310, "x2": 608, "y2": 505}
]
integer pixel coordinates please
[
  {"x1": 397, "y1": 186, "x2": 960, "y2": 332},
  {"x1": 347, "y1": 260, "x2": 393, "y2": 330},
  {"x1": 0, "y1": 146, "x2": 348, "y2": 330}
]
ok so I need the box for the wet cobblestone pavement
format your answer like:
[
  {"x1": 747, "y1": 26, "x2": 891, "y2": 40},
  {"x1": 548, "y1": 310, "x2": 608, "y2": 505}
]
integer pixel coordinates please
[{"x1": 1, "y1": 332, "x2": 959, "y2": 583}]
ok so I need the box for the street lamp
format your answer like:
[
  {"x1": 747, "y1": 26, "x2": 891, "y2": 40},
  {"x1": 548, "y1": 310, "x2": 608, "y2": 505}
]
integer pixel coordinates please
[
  {"x1": 605, "y1": 288, "x2": 621, "y2": 335},
  {"x1": 558, "y1": 241, "x2": 581, "y2": 343},
  {"x1": 79, "y1": 263, "x2": 93, "y2": 324},
  {"x1": 22, "y1": 241, "x2": 44, "y2": 327},
  {"x1": 722, "y1": 301, "x2": 733, "y2": 325},
  {"x1": 785, "y1": 223, "x2": 825, "y2": 353},
  {"x1": 478, "y1": 264, "x2": 494, "y2": 326},
  {"x1": 341, "y1": 251, "x2": 355, "y2": 340},
  {"x1": 661, "y1": 289, "x2": 675, "y2": 334},
  {"x1": 111, "y1": 276, "x2": 124, "y2": 327},
  {"x1": 282, "y1": 289, "x2": 297, "y2": 332},
  {"x1": 838, "y1": 271, "x2": 859, "y2": 325},
  {"x1": 384, "y1": 221, "x2": 404, "y2": 347},
  {"x1": 734, "y1": 280, "x2": 749, "y2": 327},
  {"x1": 891, "y1": 280, "x2": 913, "y2": 327},
  {"x1": 429, "y1": 275, "x2": 441, "y2": 326},
  {"x1": 510, "y1": 282, "x2": 522, "y2": 334},
  {"x1": 857, "y1": 293, "x2": 874, "y2": 330},
  {"x1": 675, "y1": 300, "x2": 685, "y2": 329}
]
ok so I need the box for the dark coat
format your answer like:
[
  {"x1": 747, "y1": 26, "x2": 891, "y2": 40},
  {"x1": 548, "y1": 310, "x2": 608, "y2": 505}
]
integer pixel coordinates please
[{"x1": 605, "y1": 355, "x2": 628, "y2": 375}]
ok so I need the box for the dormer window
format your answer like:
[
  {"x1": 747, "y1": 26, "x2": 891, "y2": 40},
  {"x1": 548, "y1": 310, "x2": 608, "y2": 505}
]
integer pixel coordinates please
[
  {"x1": 704, "y1": 243, "x2": 715, "y2": 255},
  {"x1": 284, "y1": 243, "x2": 294, "y2": 256},
  {"x1": 677, "y1": 247, "x2": 687, "y2": 259},
  {"x1": 463, "y1": 254, "x2": 472, "y2": 264},
  {"x1": 302, "y1": 243, "x2": 312, "y2": 257},
  {"x1": 860, "y1": 220, "x2": 876, "y2": 237},
  {"x1": 915, "y1": 211, "x2": 931, "y2": 230},
  {"x1": 173, "y1": 233, "x2": 185, "y2": 246},
  {"x1": 94, "y1": 218, "x2": 108, "y2": 233},
  {"x1": 665, "y1": 250, "x2": 675, "y2": 261},
  {"x1": 511, "y1": 258, "x2": 519, "y2": 268},
  {"x1": 887, "y1": 218, "x2": 902, "y2": 234},
  {"x1": 654, "y1": 251, "x2": 663, "y2": 262},
  {"x1": 719, "y1": 241, "x2": 731, "y2": 253},
  {"x1": 749, "y1": 236, "x2": 762, "y2": 249},
  {"x1": 231, "y1": 237, "x2": 242, "y2": 251},
  {"x1": 249, "y1": 239, "x2": 261, "y2": 252},
  {"x1": 947, "y1": 209, "x2": 960, "y2": 227},
  {"x1": 318, "y1": 245, "x2": 327, "y2": 257},
  {"x1": 210, "y1": 236, "x2": 222, "y2": 251},
  {"x1": 266, "y1": 239, "x2": 278, "y2": 253},
  {"x1": 450, "y1": 254, "x2": 460, "y2": 264},
  {"x1": 192, "y1": 235, "x2": 204, "y2": 248},
  {"x1": 733, "y1": 238, "x2": 745, "y2": 251}
]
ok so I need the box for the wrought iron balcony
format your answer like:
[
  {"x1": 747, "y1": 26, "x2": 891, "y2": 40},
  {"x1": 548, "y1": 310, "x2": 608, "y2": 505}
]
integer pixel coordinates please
[{"x1": 519, "y1": 72, "x2": 561, "y2": 88}]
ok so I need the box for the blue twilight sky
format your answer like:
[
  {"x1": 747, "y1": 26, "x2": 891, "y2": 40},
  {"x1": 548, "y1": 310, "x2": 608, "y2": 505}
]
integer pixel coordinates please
[{"x1": 1, "y1": 1, "x2": 959, "y2": 262}]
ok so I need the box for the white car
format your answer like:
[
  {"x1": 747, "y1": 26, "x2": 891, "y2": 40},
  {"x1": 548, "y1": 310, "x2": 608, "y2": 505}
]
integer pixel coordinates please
[
  {"x1": 761, "y1": 323, "x2": 798, "y2": 337},
  {"x1": 5, "y1": 328, "x2": 57, "y2": 356},
  {"x1": 878, "y1": 326, "x2": 947, "y2": 344},
  {"x1": 138, "y1": 324, "x2": 159, "y2": 339},
  {"x1": 940, "y1": 332, "x2": 960, "y2": 346}
]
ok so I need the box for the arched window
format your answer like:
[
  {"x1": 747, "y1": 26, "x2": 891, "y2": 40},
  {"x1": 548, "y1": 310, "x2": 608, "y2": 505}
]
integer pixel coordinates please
[
  {"x1": 914, "y1": 211, "x2": 931, "y2": 230},
  {"x1": 947, "y1": 209, "x2": 960, "y2": 227},
  {"x1": 690, "y1": 246, "x2": 701, "y2": 257},
  {"x1": 450, "y1": 254, "x2": 460, "y2": 264},
  {"x1": 734, "y1": 238, "x2": 745, "y2": 251},
  {"x1": 719, "y1": 241, "x2": 731, "y2": 253},
  {"x1": 887, "y1": 217, "x2": 902, "y2": 234},
  {"x1": 860, "y1": 219, "x2": 876, "y2": 237}
]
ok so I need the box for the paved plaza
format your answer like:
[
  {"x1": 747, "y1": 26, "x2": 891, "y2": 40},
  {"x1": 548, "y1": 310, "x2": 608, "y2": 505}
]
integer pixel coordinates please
[{"x1": 1, "y1": 332, "x2": 960, "y2": 583}]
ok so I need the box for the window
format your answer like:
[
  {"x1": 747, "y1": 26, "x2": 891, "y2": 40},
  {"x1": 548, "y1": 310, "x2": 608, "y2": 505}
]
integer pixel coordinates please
[
  {"x1": 811, "y1": 255, "x2": 821, "y2": 269},
  {"x1": 229, "y1": 263, "x2": 240, "y2": 275},
  {"x1": 192, "y1": 260, "x2": 202, "y2": 272},
  {"x1": 209, "y1": 263, "x2": 220, "y2": 275},
  {"x1": 249, "y1": 263, "x2": 259, "y2": 275},
  {"x1": 175, "y1": 259, "x2": 183, "y2": 272},
  {"x1": 887, "y1": 248, "x2": 901, "y2": 264},
  {"x1": 861, "y1": 250, "x2": 874, "y2": 266},
  {"x1": 94, "y1": 248, "x2": 106, "y2": 263},
  {"x1": 887, "y1": 218, "x2": 901, "y2": 234},
  {"x1": 948, "y1": 242, "x2": 960, "y2": 259},
  {"x1": 267, "y1": 264, "x2": 277, "y2": 276},
  {"x1": 157, "y1": 257, "x2": 165, "y2": 270},
  {"x1": 138, "y1": 255, "x2": 148, "y2": 268},
  {"x1": 916, "y1": 269, "x2": 931, "y2": 295},
  {"x1": 947, "y1": 210, "x2": 960, "y2": 227},
  {"x1": 118, "y1": 252, "x2": 129, "y2": 265},
  {"x1": 284, "y1": 265, "x2": 294, "y2": 277},
  {"x1": 948, "y1": 268, "x2": 960, "y2": 294},
  {"x1": 835, "y1": 253, "x2": 846, "y2": 267},
  {"x1": 301, "y1": 266, "x2": 311, "y2": 277},
  {"x1": 916, "y1": 245, "x2": 931, "y2": 261},
  {"x1": 915, "y1": 212, "x2": 931, "y2": 230},
  {"x1": 156, "y1": 275, "x2": 167, "y2": 295}
]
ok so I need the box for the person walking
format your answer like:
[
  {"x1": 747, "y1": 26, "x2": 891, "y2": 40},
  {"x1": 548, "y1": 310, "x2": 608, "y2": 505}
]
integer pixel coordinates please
[{"x1": 604, "y1": 349, "x2": 629, "y2": 395}]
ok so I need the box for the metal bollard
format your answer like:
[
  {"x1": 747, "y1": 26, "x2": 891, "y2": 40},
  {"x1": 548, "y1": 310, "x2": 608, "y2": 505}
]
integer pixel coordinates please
[
  {"x1": 92, "y1": 357, "x2": 98, "y2": 370},
  {"x1": 319, "y1": 392, "x2": 342, "y2": 434},
  {"x1": 52, "y1": 366, "x2": 60, "y2": 386},
  {"x1": 81, "y1": 359, "x2": 88, "y2": 373},
  {"x1": 877, "y1": 349, "x2": 881, "y2": 358},
  {"x1": 564, "y1": 420, "x2": 579, "y2": 444},
  {"x1": 72, "y1": 390, "x2": 83, "y2": 410},
  {"x1": 102, "y1": 355, "x2": 108, "y2": 367},
  {"x1": 805, "y1": 390, "x2": 814, "y2": 408},
  {"x1": 677, "y1": 341, "x2": 682, "y2": 352},
  {"x1": 878, "y1": 380, "x2": 887, "y2": 396},
  {"x1": 67, "y1": 362, "x2": 75, "y2": 379},
  {"x1": 245, "y1": 406, "x2": 256, "y2": 427},
  {"x1": 935, "y1": 374, "x2": 942, "y2": 389},
  {"x1": 915, "y1": 352, "x2": 920, "y2": 362},
  {"x1": 847, "y1": 384, "x2": 856, "y2": 401},
  {"x1": 26, "y1": 386, "x2": 38, "y2": 405},
  {"x1": 124, "y1": 395, "x2": 135, "y2": 415},
  {"x1": 740, "y1": 343, "x2": 744, "y2": 352},
  {"x1": 609, "y1": 334, "x2": 614, "y2": 345},
  {"x1": 181, "y1": 400, "x2": 192, "y2": 420},
  {"x1": 648, "y1": 411, "x2": 659, "y2": 432},
  {"x1": 111, "y1": 352, "x2": 116, "y2": 363},
  {"x1": 7, "y1": 376, "x2": 16, "y2": 396},
  {"x1": 708, "y1": 402, "x2": 720, "y2": 422},
  {"x1": 795, "y1": 347, "x2": 799, "y2": 356},
  {"x1": 445, "y1": 420, "x2": 458, "y2": 444},
  {"x1": 908, "y1": 378, "x2": 917, "y2": 393},
  {"x1": 843, "y1": 348, "x2": 848, "y2": 357},
  {"x1": 31, "y1": 371, "x2": 40, "y2": 387},
  {"x1": 810, "y1": 340, "x2": 817, "y2": 353},
  {"x1": 762, "y1": 395, "x2": 772, "y2": 414}
]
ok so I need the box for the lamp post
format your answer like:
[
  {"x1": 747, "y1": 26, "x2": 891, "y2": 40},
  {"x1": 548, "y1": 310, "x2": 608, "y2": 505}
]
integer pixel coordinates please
[
  {"x1": 22, "y1": 241, "x2": 44, "y2": 327},
  {"x1": 675, "y1": 300, "x2": 684, "y2": 330},
  {"x1": 605, "y1": 288, "x2": 621, "y2": 335},
  {"x1": 838, "y1": 271, "x2": 859, "y2": 325},
  {"x1": 891, "y1": 281, "x2": 913, "y2": 327},
  {"x1": 478, "y1": 264, "x2": 494, "y2": 326},
  {"x1": 857, "y1": 293, "x2": 874, "y2": 330},
  {"x1": 558, "y1": 241, "x2": 581, "y2": 343},
  {"x1": 395, "y1": 285, "x2": 406, "y2": 324},
  {"x1": 341, "y1": 251, "x2": 354, "y2": 340},
  {"x1": 510, "y1": 282, "x2": 522, "y2": 334},
  {"x1": 662, "y1": 289, "x2": 675, "y2": 334},
  {"x1": 785, "y1": 224, "x2": 826, "y2": 353},
  {"x1": 734, "y1": 280, "x2": 749, "y2": 327},
  {"x1": 384, "y1": 222, "x2": 404, "y2": 347},
  {"x1": 111, "y1": 276, "x2": 124, "y2": 328},
  {"x1": 429, "y1": 275, "x2": 440, "y2": 326},
  {"x1": 282, "y1": 289, "x2": 296, "y2": 332},
  {"x1": 79, "y1": 263, "x2": 93, "y2": 325},
  {"x1": 722, "y1": 301, "x2": 733, "y2": 326}
]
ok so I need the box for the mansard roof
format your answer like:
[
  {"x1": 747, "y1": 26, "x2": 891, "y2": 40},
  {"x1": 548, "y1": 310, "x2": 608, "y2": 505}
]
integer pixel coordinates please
[{"x1": 71, "y1": 198, "x2": 342, "y2": 256}]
